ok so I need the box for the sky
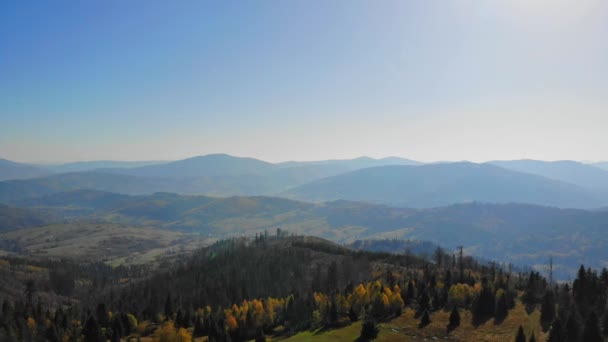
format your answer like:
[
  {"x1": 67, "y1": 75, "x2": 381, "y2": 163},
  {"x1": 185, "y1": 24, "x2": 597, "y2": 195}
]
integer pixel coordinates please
[{"x1": 1, "y1": 0, "x2": 607, "y2": 164}]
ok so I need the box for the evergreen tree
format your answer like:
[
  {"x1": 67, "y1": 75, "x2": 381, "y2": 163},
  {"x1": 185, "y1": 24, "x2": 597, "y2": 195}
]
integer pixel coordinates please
[
  {"x1": 541, "y1": 291, "x2": 556, "y2": 327},
  {"x1": 495, "y1": 292, "x2": 508, "y2": 320},
  {"x1": 566, "y1": 315, "x2": 579, "y2": 342},
  {"x1": 602, "y1": 310, "x2": 608, "y2": 338},
  {"x1": 164, "y1": 293, "x2": 173, "y2": 320},
  {"x1": 419, "y1": 310, "x2": 431, "y2": 328},
  {"x1": 547, "y1": 318, "x2": 565, "y2": 342},
  {"x1": 95, "y1": 303, "x2": 109, "y2": 327},
  {"x1": 255, "y1": 327, "x2": 266, "y2": 342},
  {"x1": 418, "y1": 290, "x2": 430, "y2": 314},
  {"x1": 360, "y1": 319, "x2": 379, "y2": 341},
  {"x1": 582, "y1": 311, "x2": 603, "y2": 342},
  {"x1": 407, "y1": 280, "x2": 415, "y2": 300},
  {"x1": 329, "y1": 302, "x2": 338, "y2": 326},
  {"x1": 348, "y1": 307, "x2": 358, "y2": 322},
  {"x1": 448, "y1": 306, "x2": 460, "y2": 329},
  {"x1": 515, "y1": 325, "x2": 526, "y2": 342},
  {"x1": 82, "y1": 315, "x2": 103, "y2": 342}
]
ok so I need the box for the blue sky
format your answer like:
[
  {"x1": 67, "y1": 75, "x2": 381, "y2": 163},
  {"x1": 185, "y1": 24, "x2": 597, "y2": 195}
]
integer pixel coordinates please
[{"x1": 1, "y1": 1, "x2": 607, "y2": 163}]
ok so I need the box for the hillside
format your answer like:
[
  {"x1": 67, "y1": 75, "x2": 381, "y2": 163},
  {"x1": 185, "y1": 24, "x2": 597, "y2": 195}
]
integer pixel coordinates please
[
  {"x1": 0, "y1": 204, "x2": 58, "y2": 232},
  {"x1": 102, "y1": 154, "x2": 276, "y2": 178},
  {"x1": 0, "y1": 156, "x2": 422, "y2": 199},
  {"x1": 0, "y1": 172, "x2": 189, "y2": 203},
  {"x1": 42, "y1": 160, "x2": 167, "y2": 173},
  {"x1": 1, "y1": 234, "x2": 586, "y2": 342},
  {"x1": 281, "y1": 301, "x2": 546, "y2": 342},
  {"x1": 5, "y1": 190, "x2": 608, "y2": 279},
  {"x1": 0, "y1": 222, "x2": 209, "y2": 265},
  {"x1": 0, "y1": 158, "x2": 51, "y2": 181},
  {"x1": 277, "y1": 156, "x2": 420, "y2": 170},
  {"x1": 490, "y1": 159, "x2": 608, "y2": 195},
  {"x1": 283, "y1": 162, "x2": 605, "y2": 208}
]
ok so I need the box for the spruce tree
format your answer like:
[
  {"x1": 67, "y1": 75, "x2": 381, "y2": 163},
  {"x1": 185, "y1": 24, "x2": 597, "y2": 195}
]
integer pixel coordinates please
[
  {"x1": 547, "y1": 318, "x2": 565, "y2": 342},
  {"x1": 255, "y1": 327, "x2": 266, "y2": 342},
  {"x1": 164, "y1": 293, "x2": 173, "y2": 321},
  {"x1": 348, "y1": 307, "x2": 358, "y2": 322},
  {"x1": 82, "y1": 315, "x2": 103, "y2": 342},
  {"x1": 515, "y1": 325, "x2": 526, "y2": 342},
  {"x1": 582, "y1": 311, "x2": 603, "y2": 342},
  {"x1": 418, "y1": 290, "x2": 430, "y2": 314},
  {"x1": 602, "y1": 310, "x2": 608, "y2": 338},
  {"x1": 495, "y1": 292, "x2": 508, "y2": 320},
  {"x1": 448, "y1": 306, "x2": 460, "y2": 329},
  {"x1": 360, "y1": 319, "x2": 379, "y2": 341},
  {"x1": 566, "y1": 315, "x2": 579, "y2": 342},
  {"x1": 541, "y1": 291, "x2": 556, "y2": 327},
  {"x1": 419, "y1": 310, "x2": 431, "y2": 328}
]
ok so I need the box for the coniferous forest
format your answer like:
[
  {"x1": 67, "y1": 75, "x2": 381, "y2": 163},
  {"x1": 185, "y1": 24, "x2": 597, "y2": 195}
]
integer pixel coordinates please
[{"x1": 1, "y1": 234, "x2": 607, "y2": 341}]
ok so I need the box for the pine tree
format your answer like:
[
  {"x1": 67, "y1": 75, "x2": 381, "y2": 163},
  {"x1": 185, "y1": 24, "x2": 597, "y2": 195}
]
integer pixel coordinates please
[
  {"x1": 515, "y1": 325, "x2": 526, "y2": 342},
  {"x1": 407, "y1": 280, "x2": 415, "y2": 300},
  {"x1": 547, "y1": 318, "x2": 565, "y2": 342},
  {"x1": 348, "y1": 307, "x2": 358, "y2": 322},
  {"x1": 582, "y1": 311, "x2": 603, "y2": 342},
  {"x1": 448, "y1": 306, "x2": 460, "y2": 329},
  {"x1": 541, "y1": 291, "x2": 556, "y2": 327},
  {"x1": 602, "y1": 310, "x2": 608, "y2": 338},
  {"x1": 495, "y1": 292, "x2": 508, "y2": 320},
  {"x1": 82, "y1": 315, "x2": 103, "y2": 342},
  {"x1": 164, "y1": 293, "x2": 173, "y2": 321},
  {"x1": 419, "y1": 310, "x2": 431, "y2": 328},
  {"x1": 255, "y1": 327, "x2": 266, "y2": 342},
  {"x1": 193, "y1": 316, "x2": 205, "y2": 337},
  {"x1": 360, "y1": 319, "x2": 379, "y2": 341},
  {"x1": 95, "y1": 303, "x2": 109, "y2": 327},
  {"x1": 418, "y1": 290, "x2": 430, "y2": 313},
  {"x1": 566, "y1": 315, "x2": 579, "y2": 342}
]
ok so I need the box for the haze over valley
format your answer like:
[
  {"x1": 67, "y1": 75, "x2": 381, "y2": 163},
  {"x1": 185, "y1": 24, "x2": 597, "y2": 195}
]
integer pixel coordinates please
[{"x1": 2, "y1": 1, "x2": 608, "y2": 341}]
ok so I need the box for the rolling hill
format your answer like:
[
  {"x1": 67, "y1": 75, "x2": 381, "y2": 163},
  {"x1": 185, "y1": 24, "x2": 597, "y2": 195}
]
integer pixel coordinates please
[
  {"x1": 0, "y1": 204, "x2": 59, "y2": 232},
  {"x1": 101, "y1": 153, "x2": 276, "y2": 178},
  {"x1": 283, "y1": 162, "x2": 605, "y2": 208},
  {"x1": 0, "y1": 158, "x2": 51, "y2": 181},
  {"x1": 0, "y1": 172, "x2": 188, "y2": 203},
  {"x1": 277, "y1": 156, "x2": 420, "y2": 170},
  {"x1": 0, "y1": 154, "x2": 427, "y2": 200},
  {"x1": 0, "y1": 222, "x2": 209, "y2": 264},
  {"x1": 5, "y1": 189, "x2": 608, "y2": 278},
  {"x1": 42, "y1": 160, "x2": 167, "y2": 173},
  {"x1": 490, "y1": 159, "x2": 608, "y2": 195}
]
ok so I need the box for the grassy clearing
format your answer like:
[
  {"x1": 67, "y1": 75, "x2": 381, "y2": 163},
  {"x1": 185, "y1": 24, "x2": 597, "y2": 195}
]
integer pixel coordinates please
[
  {"x1": 277, "y1": 300, "x2": 545, "y2": 342},
  {"x1": 0, "y1": 222, "x2": 212, "y2": 265}
]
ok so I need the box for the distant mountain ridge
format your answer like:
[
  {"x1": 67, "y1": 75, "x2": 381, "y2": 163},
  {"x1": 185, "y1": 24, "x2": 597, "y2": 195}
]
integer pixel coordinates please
[
  {"x1": 0, "y1": 159, "x2": 52, "y2": 181},
  {"x1": 42, "y1": 160, "x2": 167, "y2": 173},
  {"x1": 0, "y1": 154, "x2": 427, "y2": 200},
  {"x1": 490, "y1": 160, "x2": 608, "y2": 196},
  {"x1": 284, "y1": 162, "x2": 605, "y2": 208},
  {"x1": 2, "y1": 156, "x2": 608, "y2": 209}
]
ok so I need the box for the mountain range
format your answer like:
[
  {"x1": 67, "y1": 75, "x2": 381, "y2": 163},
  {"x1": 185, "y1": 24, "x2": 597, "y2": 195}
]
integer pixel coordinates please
[
  {"x1": 2, "y1": 154, "x2": 608, "y2": 209},
  {"x1": 283, "y1": 162, "x2": 604, "y2": 208},
  {"x1": 0, "y1": 159, "x2": 51, "y2": 181}
]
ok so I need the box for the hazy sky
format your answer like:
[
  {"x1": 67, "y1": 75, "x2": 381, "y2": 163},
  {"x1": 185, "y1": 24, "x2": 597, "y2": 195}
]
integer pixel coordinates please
[{"x1": 1, "y1": 0, "x2": 607, "y2": 163}]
